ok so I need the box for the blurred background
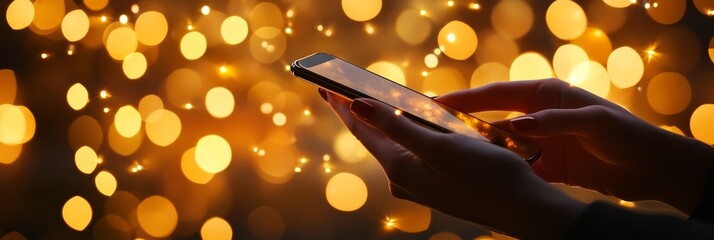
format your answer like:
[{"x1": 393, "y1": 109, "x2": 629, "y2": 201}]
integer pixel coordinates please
[{"x1": 1, "y1": 0, "x2": 714, "y2": 239}]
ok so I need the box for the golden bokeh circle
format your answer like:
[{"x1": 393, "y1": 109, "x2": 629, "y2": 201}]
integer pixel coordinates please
[
  {"x1": 201, "y1": 217, "x2": 233, "y2": 240},
  {"x1": 691, "y1": 104, "x2": 714, "y2": 145},
  {"x1": 438, "y1": 21, "x2": 478, "y2": 60},
  {"x1": 67, "y1": 83, "x2": 89, "y2": 111},
  {"x1": 325, "y1": 172, "x2": 368, "y2": 212},
  {"x1": 571, "y1": 28, "x2": 612, "y2": 64},
  {"x1": 603, "y1": 0, "x2": 632, "y2": 8},
  {"x1": 249, "y1": 30, "x2": 287, "y2": 63},
  {"x1": 164, "y1": 68, "x2": 203, "y2": 108},
  {"x1": 0, "y1": 104, "x2": 26, "y2": 145},
  {"x1": 429, "y1": 232, "x2": 461, "y2": 240},
  {"x1": 205, "y1": 87, "x2": 235, "y2": 119},
  {"x1": 342, "y1": 0, "x2": 382, "y2": 22},
  {"x1": 422, "y1": 67, "x2": 467, "y2": 96},
  {"x1": 16, "y1": 106, "x2": 35, "y2": 144},
  {"x1": 387, "y1": 198, "x2": 431, "y2": 233},
  {"x1": 108, "y1": 122, "x2": 143, "y2": 156},
  {"x1": 32, "y1": 0, "x2": 65, "y2": 31},
  {"x1": 553, "y1": 44, "x2": 590, "y2": 81},
  {"x1": 221, "y1": 16, "x2": 249, "y2": 45},
  {"x1": 135, "y1": 11, "x2": 168, "y2": 46},
  {"x1": 470, "y1": 62, "x2": 509, "y2": 88},
  {"x1": 568, "y1": 61, "x2": 610, "y2": 98},
  {"x1": 180, "y1": 31, "x2": 208, "y2": 60},
  {"x1": 137, "y1": 196, "x2": 178, "y2": 238},
  {"x1": 396, "y1": 9, "x2": 431, "y2": 45},
  {"x1": 586, "y1": 0, "x2": 627, "y2": 33},
  {"x1": 122, "y1": 52, "x2": 147, "y2": 80},
  {"x1": 249, "y1": 2, "x2": 283, "y2": 38},
  {"x1": 546, "y1": 0, "x2": 587, "y2": 40},
  {"x1": 607, "y1": 46, "x2": 644, "y2": 89},
  {"x1": 75, "y1": 146, "x2": 98, "y2": 174},
  {"x1": 68, "y1": 115, "x2": 103, "y2": 151},
  {"x1": 475, "y1": 31, "x2": 519, "y2": 66},
  {"x1": 62, "y1": 196, "x2": 93, "y2": 231},
  {"x1": 254, "y1": 131, "x2": 296, "y2": 184},
  {"x1": 646, "y1": 0, "x2": 686, "y2": 25},
  {"x1": 510, "y1": 52, "x2": 553, "y2": 81},
  {"x1": 145, "y1": 109, "x2": 182, "y2": 147},
  {"x1": 195, "y1": 134, "x2": 232, "y2": 174},
  {"x1": 6, "y1": 0, "x2": 35, "y2": 30},
  {"x1": 0, "y1": 142, "x2": 21, "y2": 164},
  {"x1": 181, "y1": 147, "x2": 214, "y2": 184},
  {"x1": 647, "y1": 72, "x2": 691, "y2": 115},
  {"x1": 61, "y1": 10, "x2": 90, "y2": 42},
  {"x1": 333, "y1": 129, "x2": 370, "y2": 164},
  {"x1": 95, "y1": 171, "x2": 117, "y2": 196},
  {"x1": 491, "y1": 0, "x2": 533, "y2": 39},
  {"x1": 84, "y1": 0, "x2": 109, "y2": 11},
  {"x1": 694, "y1": 0, "x2": 714, "y2": 16},
  {"x1": 367, "y1": 61, "x2": 406, "y2": 86},
  {"x1": 114, "y1": 105, "x2": 142, "y2": 138},
  {"x1": 105, "y1": 27, "x2": 138, "y2": 60},
  {"x1": 0, "y1": 70, "x2": 16, "y2": 104},
  {"x1": 138, "y1": 94, "x2": 164, "y2": 121}
]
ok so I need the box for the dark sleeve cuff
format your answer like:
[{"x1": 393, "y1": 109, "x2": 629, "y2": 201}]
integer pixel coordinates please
[{"x1": 565, "y1": 201, "x2": 714, "y2": 239}]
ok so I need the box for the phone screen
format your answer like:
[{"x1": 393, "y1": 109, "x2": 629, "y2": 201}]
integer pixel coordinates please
[{"x1": 293, "y1": 53, "x2": 540, "y2": 162}]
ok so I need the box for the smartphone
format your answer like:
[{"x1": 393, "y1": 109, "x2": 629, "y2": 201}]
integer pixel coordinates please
[{"x1": 291, "y1": 52, "x2": 540, "y2": 163}]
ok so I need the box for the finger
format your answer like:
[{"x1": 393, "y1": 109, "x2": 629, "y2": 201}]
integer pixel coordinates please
[
  {"x1": 435, "y1": 79, "x2": 614, "y2": 114},
  {"x1": 349, "y1": 98, "x2": 443, "y2": 156},
  {"x1": 509, "y1": 105, "x2": 614, "y2": 138}
]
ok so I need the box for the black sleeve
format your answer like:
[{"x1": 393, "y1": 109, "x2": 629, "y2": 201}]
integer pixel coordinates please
[
  {"x1": 564, "y1": 201, "x2": 714, "y2": 239},
  {"x1": 689, "y1": 158, "x2": 714, "y2": 224}
]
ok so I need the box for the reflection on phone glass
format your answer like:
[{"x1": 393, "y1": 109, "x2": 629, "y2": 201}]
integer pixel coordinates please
[{"x1": 308, "y1": 58, "x2": 491, "y2": 141}]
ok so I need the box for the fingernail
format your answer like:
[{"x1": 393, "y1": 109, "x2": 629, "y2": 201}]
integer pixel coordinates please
[
  {"x1": 510, "y1": 116, "x2": 537, "y2": 132},
  {"x1": 350, "y1": 99, "x2": 375, "y2": 120},
  {"x1": 318, "y1": 88, "x2": 328, "y2": 102}
]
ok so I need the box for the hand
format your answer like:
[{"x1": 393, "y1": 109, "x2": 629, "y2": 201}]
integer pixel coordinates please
[
  {"x1": 436, "y1": 79, "x2": 714, "y2": 214},
  {"x1": 321, "y1": 89, "x2": 584, "y2": 239}
]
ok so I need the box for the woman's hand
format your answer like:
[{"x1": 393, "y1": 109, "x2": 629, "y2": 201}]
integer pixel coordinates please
[
  {"x1": 437, "y1": 79, "x2": 714, "y2": 214},
  {"x1": 322, "y1": 89, "x2": 584, "y2": 239}
]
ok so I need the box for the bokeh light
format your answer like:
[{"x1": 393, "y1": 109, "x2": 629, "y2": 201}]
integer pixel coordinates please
[
  {"x1": 647, "y1": 72, "x2": 691, "y2": 115},
  {"x1": 74, "y1": 146, "x2": 98, "y2": 174},
  {"x1": 62, "y1": 196, "x2": 93, "y2": 231},
  {"x1": 553, "y1": 44, "x2": 590, "y2": 81},
  {"x1": 31, "y1": 0, "x2": 64, "y2": 32},
  {"x1": 510, "y1": 52, "x2": 553, "y2": 80},
  {"x1": 201, "y1": 217, "x2": 233, "y2": 240},
  {"x1": 195, "y1": 134, "x2": 232, "y2": 174},
  {"x1": 422, "y1": 67, "x2": 467, "y2": 96},
  {"x1": 387, "y1": 198, "x2": 431, "y2": 233},
  {"x1": 571, "y1": 28, "x2": 612, "y2": 64},
  {"x1": 84, "y1": 0, "x2": 108, "y2": 11},
  {"x1": 342, "y1": 0, "x2": 382, "y2": 22},
  {"x1": 137, "y1": 195, "x2": 178, "y2": 238},
  {"x1": 61, "y1": 10, "x2": 89, "y2": 42},
  {"x1": 181, "y1": 147, "x2": 214, "y2": 184},
  {"x1": 438, "y1": 21, "x2": 478, "y2": 60},
  {"x1": 367, "y1": 61, "x2": 406, "y2": 86},
  {"x1": 546, "y1": 0, "x2": 587, "y2": 40},
  {"x1": 0, "y1": 141, "x2": 22, "y2": 164},
  {"x1": 646, "y1": 0, "x2": 686, "y2": 25},
  {"x1": 145, "y1": 109, "x2": 182, "y2": 146},
  {"x1": 470, "y1": 62, "x2": 509, "y2": 88},
  {"x1": 221, "y1": 16, "x2": 249, "y2": 45},
  {"x1": 205, "y1": 87, "x2": 235, "y2": 119},
  {"x1": 603, "y1": 0, "x2": 632, "y2": 8},
  {"x1": 0, "y1": 70, "x2": 16, "y2": 104},
  {"x1": 396, "y1": 9, "x2": 431, "y2": 45},
  {"x1": 67, "y1": 83, "x2": 89, "y2": 111},
  {"x1": 122, "y1": 52, "x2": 147, "y2": 80},
  {"x1": 114, "y1": 105, "x2": 142, "y2": 138},
  {"x1": 95, "y1": 171, "x2": 117, "y2": 196},
  {"x1": 68, "y1": 115, "x2": 103, "y2": 151},
  {"x1": 334, "y1": 129, "x2": 370, "y2": 164},
  {"x1": 105, "y1": 27, "x2": 138, "y2": 60},
  {"x1": 607, "y1": 46, "x2": 644, "y2": 89},
  {"x1": 108, "y1": 122, "x2": 142, "y2": 156},
  {"x1": 0, "y1": 104, "x2": 26, "y2": 145},
  {"x1": 568, "y1": 61, "x2": 611, "y2": 98},
  {"x1": 135, "y1": 11, "x2": 168, "y2": 46},
  {"x1": 6, "y1": 0, "x2": 35, "y2": 30},
  {"x1": 474, "y1": 31, "x2": 519, "y2": 66},
  {"x1": 180, "y1": 31, "x2": 208, "y2": 60},
  {"x1": 691, "y1": 105, "x2": 714, "y2": 145},
  {"x1": 138, "y1": 94, "x2": 164, "y2": 121},
  {"x1": 326, "y1": 172, "x2": 368, "y2": 212},
  {"x1": 491, "y1": 0, "x2": 533, "y2": 39}
]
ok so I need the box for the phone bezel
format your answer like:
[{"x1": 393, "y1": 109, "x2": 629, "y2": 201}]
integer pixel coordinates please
[{"x1": 291, "y1": 52, "x2": 540, "y2": 164}]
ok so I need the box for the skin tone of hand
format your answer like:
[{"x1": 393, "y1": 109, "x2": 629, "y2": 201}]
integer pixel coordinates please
[
  {"x1": 321, "y1": 86, "x2": 585, "y2": 239},
  {"x1": 436, "y1": 79, "x2": 714, "y2": 214}
]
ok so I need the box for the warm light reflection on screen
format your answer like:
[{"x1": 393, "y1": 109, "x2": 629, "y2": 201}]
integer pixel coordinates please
[{"x1": 309, "y1": 58, "x2": 489, "y2": 141}]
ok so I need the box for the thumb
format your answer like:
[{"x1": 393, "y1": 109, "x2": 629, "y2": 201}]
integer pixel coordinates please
[{"x1": 509, "y1": 105, "x2": 614, "y2": 138}]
